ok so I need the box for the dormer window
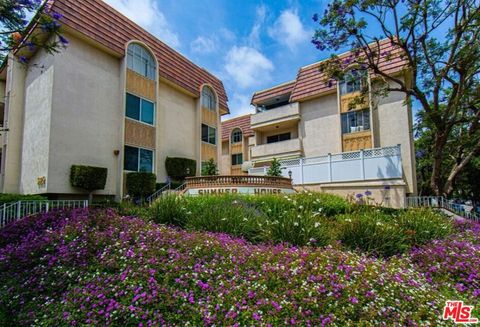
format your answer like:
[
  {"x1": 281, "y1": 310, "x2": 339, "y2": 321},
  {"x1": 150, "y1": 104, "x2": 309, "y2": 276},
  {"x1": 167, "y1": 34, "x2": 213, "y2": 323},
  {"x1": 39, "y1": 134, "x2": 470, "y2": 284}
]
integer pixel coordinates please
[
  {"x1": 231, "y1": 128, "x2": 242, "y2": 143},
  {"x1": 202, "y1": 86, "x2": 216, "y2": 111}
]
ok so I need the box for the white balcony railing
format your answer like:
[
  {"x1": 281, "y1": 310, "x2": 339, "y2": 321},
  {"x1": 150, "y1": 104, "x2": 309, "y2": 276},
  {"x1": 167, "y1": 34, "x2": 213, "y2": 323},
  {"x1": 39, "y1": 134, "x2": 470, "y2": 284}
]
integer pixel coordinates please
[
  {"x1": 251, "y1": 138, "x2": 303, "y2": 160},
  {"x1": 249, "y1": 145, "x2": 403, "y2": 185},
  {"x1": 251, "y1": 102, "x2": 300, "y2": 129}
]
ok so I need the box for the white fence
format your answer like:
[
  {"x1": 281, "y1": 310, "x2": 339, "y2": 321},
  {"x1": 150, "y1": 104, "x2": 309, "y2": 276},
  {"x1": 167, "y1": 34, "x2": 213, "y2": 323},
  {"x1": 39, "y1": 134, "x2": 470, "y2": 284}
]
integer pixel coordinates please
[
  {"x1": 0, "y1": 200, "x2": 89, "y2": 228},
  {"x1": 407, "y1": 196, "x2": 480, "y2": 222},
  {"x1": 249, "y1": 145, "x2": 403, "y2": 185}
]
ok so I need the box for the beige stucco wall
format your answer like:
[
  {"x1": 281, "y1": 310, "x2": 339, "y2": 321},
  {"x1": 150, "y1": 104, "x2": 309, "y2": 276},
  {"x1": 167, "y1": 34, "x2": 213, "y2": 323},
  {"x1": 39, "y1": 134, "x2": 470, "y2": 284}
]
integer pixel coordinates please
[
  {"x1": 297, "y1": 179, "x2": 407, "y2": 208},
  {"x1": 299, "y1": 93, "x2": 342, "y2": 157},
  {"x1": 220, "y1": 140, "x2": 230, "y2": 175},
  {"x1": 46, "y1": 33, "x2": 122, "y2": 196},
  {"x1": 21, "y1": 63, "x2": 54, "y2": 194},
  {"x1": 156, "y1": 82, "x2": 198, "y2": 181},
  {"x1": 374, "y1": 79, "x2": 417, "y2": 194},
  {"x1": 2, "y1": 54, "x2": 26, "y2": 193}
]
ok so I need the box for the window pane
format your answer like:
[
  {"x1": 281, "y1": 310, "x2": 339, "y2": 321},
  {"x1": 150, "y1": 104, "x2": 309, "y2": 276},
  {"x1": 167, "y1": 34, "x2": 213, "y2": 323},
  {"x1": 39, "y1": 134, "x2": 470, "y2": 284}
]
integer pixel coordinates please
[
  {"x1": 124, "y1": 146, "x2": 138, "y2": 171},
  {"x1": 279, "y1": 133, "x2": 291, "y2": 141},
  {"x1": 127, "y1": 44, "x2": 156, "y2": 80},
  {"x1": 208, "y1": 127, "x2": 216, "y2": 145},
  {"x1": 141, "y1": 99, "x2": 154, "y2": 124},
  {"x1": 232, "y1": 154, "x2": 243, "y2": 165},
  {"x1": 139, "y1": 149, "x2": 153, "y2": 172},
  {"x1": 126, "y1": 94, "x2": 140, "y2": 120},
  {"x1": 202, "y1": 124, "x2": 209, "y2": 143},
  {"x1": 267, "y1": 135, "x2": 278, "y2": 144},
  {"x1": 363, "y1": 110, "x2": 371, "y2": 130},
  {"x1": 341, "y1": 114, "x2": 348, "y2": 134}
]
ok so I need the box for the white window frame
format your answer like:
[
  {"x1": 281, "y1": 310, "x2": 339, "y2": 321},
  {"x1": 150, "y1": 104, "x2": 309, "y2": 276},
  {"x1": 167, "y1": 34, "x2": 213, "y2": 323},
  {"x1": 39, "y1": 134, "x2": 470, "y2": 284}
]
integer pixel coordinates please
[
  {"x1": 201, "y1": 123, "x2": 217, "y2": 145},
  {"x1": 125, "y1": 93, "x2": 156, "y2": 126},
  {"x1": 127, "y1": 43, "x2": 156, "y2": 80},
  {"x1": 202, "y1": 86, "x2": 216, "y2": 111}
]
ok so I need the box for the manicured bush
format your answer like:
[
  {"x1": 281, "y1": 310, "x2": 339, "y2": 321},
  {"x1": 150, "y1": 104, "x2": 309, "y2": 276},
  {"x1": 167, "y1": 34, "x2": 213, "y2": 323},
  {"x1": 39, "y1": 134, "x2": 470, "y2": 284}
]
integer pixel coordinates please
[
  {"x1": 125, "y1": 172, "x2": 156, "y2": 199},
  {"x1": 70, "y1": 165, "x2": 107, "y2": 202},
  {"x1": 165, "y1": 157, "x2": 196, "y2": 181},
  {"x1": 0, "y1": 193, "x2": 47, "y2": 204},
  {"x1": 1, "y1": 208, "x2": 469, "y2": 325}
]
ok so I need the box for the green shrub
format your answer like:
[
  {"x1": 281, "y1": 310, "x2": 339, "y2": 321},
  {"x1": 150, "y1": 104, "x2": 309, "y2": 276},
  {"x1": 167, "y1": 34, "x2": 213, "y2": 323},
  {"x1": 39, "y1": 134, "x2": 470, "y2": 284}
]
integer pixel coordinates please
[
  {"x1": 336, "y1": 211, "x2": 409, "y2": 256},
  {"x1": 0, "y1": 193, "x2": 47, "y2": 204},
  {"x1": 126, "y1": 172, "x2": 156, "y2": 199},
  {"x1": 266, "y1": 158, "x2": 282, "y2": 177},
  {"x1": 183, "y1": 195, "x2": 264, "y2": 242},
  {"x1": 201, "y1": 158, "x2": 218, "y2": 176},
  {"x1": 165, "y1": 157, "x2": 196, "y2": 181},
  {"x1": 150, "y1": 194, "x2": 188, "y2": 227},
  {"x1": 70, "y1": 165, "x2": 108, "y2": 202},
  {"x1": 396, "y1": 208, "x2": 453, "y2": 245}
]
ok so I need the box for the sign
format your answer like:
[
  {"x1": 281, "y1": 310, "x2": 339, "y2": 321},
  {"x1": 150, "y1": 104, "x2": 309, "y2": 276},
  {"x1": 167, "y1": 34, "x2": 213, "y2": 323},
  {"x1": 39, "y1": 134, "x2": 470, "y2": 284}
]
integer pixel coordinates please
[{"x1": 185, "y1": 187, "x2": 296, "y2": 196}]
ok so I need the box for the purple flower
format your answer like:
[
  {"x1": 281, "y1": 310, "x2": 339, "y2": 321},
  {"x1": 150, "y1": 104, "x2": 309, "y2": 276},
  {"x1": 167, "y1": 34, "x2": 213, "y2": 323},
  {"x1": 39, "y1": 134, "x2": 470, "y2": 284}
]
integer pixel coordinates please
[
  {"x1": 365, "y1": 190, "x2": 372, "y2": 196},
  {"x1": 349, "y1": 296, "x2": 359, "y2": 304},
  {"x1": 356, "y1": 193, "x2": 363, "y2": 199}
]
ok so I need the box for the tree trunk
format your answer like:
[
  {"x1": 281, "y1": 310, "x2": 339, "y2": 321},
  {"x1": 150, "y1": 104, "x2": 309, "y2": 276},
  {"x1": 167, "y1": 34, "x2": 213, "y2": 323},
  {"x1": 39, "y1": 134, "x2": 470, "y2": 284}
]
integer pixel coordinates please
[
  {"x1": 88, "y1": 192, "x2": 93, "y2": 205},
  {"x1": 443, "y1": 146, "x2": 480, "y2": 197}
]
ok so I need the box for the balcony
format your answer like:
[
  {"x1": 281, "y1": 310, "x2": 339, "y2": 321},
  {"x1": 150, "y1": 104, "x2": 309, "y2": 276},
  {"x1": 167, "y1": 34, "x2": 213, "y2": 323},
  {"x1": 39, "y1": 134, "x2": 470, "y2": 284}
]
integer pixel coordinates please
[
  {"x1": 251, "y1": 138, "x2": 303, "y2": 161},
  {"x1": 251, "y1": 102, "x2": 300, "y2": 130}
]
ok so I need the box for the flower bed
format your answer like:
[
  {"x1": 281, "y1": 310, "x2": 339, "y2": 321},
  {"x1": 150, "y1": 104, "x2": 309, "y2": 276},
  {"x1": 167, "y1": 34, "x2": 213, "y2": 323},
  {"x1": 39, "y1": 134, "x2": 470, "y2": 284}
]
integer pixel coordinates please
[{"x1": 1, "y1": 208, "x2": 478, "y2": 325}]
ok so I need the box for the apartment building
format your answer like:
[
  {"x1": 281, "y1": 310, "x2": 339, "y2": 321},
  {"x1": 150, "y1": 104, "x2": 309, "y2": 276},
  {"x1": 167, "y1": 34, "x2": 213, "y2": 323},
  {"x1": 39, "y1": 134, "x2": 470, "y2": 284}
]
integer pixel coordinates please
[
  {"x1": 0, "y1": 0, "x2": 228, "y2": 200},
  {"x1": 222, "y1": 42, "x2": 417, "y2": 207}
]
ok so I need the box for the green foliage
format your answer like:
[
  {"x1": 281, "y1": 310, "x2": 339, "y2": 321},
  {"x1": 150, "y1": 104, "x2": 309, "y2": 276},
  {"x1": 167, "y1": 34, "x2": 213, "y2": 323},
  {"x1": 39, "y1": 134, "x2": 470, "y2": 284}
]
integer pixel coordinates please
[
  {"x1": 125, "y1": 172, "x2": 156, "y2": 198},
  {"x1": 201, "y1": 158, "x2": 218, "y2": 176},
  {"x1": 336, "y1": 208, "x2": 454, "y2": 256},
  {"x1": 0, "y1": 193, "x2": 47, "y2": 204},
  {"x1": 165, "y1": 157, "x2": 196, "y2": 181},
  {"x1": 70, "y1": 165, "x2": 108, "y2": 192},
  {"x1": 149, "y1": 194, "x2": 187, "y2": 227},
  {"x1": 1, "y1": 2, "x2": 66, "y2": 62},
  {"x1": 266, "y1": 158, "x2": 282, "y2": 177}
]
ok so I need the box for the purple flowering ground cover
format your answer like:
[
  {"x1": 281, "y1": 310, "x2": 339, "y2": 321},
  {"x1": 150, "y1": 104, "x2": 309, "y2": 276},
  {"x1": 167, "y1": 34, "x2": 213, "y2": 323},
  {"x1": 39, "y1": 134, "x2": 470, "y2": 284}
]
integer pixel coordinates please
[{"x1": 0, "y1": 209, "x2": 479, "y2": 326}]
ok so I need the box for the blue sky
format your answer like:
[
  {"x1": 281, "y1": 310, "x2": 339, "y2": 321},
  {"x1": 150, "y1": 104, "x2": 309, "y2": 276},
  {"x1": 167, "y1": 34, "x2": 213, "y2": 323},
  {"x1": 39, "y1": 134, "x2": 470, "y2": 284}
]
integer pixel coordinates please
[{"x1": 103, "y1": 0, "x2": 332, "y2": 118}]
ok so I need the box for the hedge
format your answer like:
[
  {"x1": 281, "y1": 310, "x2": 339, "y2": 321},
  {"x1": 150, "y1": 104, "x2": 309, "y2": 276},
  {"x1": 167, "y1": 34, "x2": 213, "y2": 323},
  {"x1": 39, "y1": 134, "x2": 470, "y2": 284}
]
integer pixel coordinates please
[
  {"x1": 0, "y1": 194, "x2": 47, "y2": 204},
  {"x1": 165, "y1": 157, "x2": 196, "y2": 181},
  {"x1": 126, "y1": 172, "x2": 156, "y2": 198},
  {"x1": 70, "y1": 165, "x2": 108, "y2": 202}
]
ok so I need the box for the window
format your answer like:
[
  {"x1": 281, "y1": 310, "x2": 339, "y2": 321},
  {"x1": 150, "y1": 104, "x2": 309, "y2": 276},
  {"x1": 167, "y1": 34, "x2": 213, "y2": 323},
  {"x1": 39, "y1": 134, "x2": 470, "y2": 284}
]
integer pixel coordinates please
[
  {"x1": 127, "y1": 43, "x2": 156, "y2": 80},
  {"x1": 341, "y1": 109, "x2": 371, "y2": 134},
  {"x1": 231, "y1": 153, "x2": 243, "y2": 166},
  {"x1": 339, "y1": 70, "x2": 367, "y2": 95},
  {"x1": 201, "y1": 124, "x2": 216, "y2": 145},
  {"x1": 126, "y1": 93, "x2": 155, "y2": 125},
  {"x1": 266, "y1": 133, "x2": 291, "y2": 144},
  {"x1": 202, "y1": 86, "x2": 216, "y2": 111},
  {"x1": 124, "y1": 145, "x2": 154, "y2": 172},
  {"x1": 231, "y1": 128, "x2": 242, "y2": 143}
]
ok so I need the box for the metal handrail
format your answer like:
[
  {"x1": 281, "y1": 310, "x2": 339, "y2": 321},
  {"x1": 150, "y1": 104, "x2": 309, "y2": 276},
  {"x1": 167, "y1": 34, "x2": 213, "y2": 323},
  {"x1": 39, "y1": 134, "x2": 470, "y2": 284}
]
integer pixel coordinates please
[
  {"x1": 146, "y1": 182, "x2": 171, "y2": 204},
  {"x1": 407, "y1": 196, "x2": 480, "y2": 222}
]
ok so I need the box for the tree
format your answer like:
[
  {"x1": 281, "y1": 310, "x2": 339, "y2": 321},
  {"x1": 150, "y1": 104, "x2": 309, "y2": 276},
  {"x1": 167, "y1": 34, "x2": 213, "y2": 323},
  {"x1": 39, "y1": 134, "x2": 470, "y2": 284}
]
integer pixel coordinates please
[
  {"x1": 312, "y1": 0, "x2": 480, "y2": 197},
  {"x1": 1, "y1": 0, "x2": 66, "y2": 62},
  {"x1": 267, "y1": 158, "x2": 283, "y2": 177},
  {"x1": 201, "y1": 158, "x2": 218, "y2": 176},
  {"x1": 70, "y1": 165, "x2": 108, "y2": 203}
]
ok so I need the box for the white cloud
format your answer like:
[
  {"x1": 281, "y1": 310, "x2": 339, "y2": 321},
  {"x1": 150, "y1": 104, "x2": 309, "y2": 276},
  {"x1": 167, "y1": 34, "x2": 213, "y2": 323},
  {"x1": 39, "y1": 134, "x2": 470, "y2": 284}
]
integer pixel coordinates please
[
  {"x1": 228, "y1": 92, "x2": 255, "y2": 117},
  {"x1": 248, "y1": 4, "x2": 266, "y2": 48},
  {"x1": 103, "y1": 0, "x2": 180, "y2": 48},
  {"x1": 220, "y1": 28, "x2": 236, "y2": 42},
  {"x1": 190, "y1": 36, "x2": 216, "y2": 54},
  {"x1": 268, "y1": 9, "x2": 310, "y2": 51},
  {"x1": 224, "y1": 46, "x2": 274, "y2": 89}
]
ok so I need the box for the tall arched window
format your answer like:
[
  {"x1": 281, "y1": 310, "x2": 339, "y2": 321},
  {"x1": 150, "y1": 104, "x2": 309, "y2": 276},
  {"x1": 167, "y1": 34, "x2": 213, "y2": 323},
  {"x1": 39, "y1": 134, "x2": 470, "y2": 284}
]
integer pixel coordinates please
[
  {"x1": 202, "y1": 86, "x2": 216, "y2": 111},
  {"x1": 231, "y1": 128, "x2": 242, "y2": 143},
  {"x1": 127, "y1": 43, "x2": 156, "y2": 80}
]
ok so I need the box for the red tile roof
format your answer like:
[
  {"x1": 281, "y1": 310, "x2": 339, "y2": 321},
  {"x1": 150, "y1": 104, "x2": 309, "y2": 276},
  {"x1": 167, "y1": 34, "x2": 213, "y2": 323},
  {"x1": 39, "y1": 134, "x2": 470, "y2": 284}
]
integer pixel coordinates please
[
  {"x1": 221, "y1": 115, "x2": 254, "y2": 141},
  {"x1": 48, "y1": 0, "x2": 229, "y2": 113},
  {"x1": 251, "y1": 80, "x2": 296, "y2": 105},
  {"x1": 253, "y1": 40, "x2": 407, "y2": 104}
]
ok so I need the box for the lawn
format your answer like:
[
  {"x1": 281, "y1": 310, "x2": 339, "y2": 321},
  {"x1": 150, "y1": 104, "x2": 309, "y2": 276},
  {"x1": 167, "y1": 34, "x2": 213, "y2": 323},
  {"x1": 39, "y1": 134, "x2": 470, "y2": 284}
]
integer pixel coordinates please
[{"x1": 0, "y1": 193, "x2": 479, "y2": 325}]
